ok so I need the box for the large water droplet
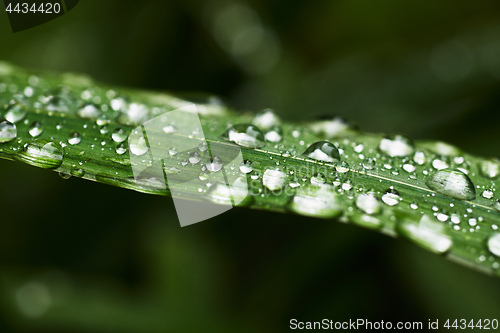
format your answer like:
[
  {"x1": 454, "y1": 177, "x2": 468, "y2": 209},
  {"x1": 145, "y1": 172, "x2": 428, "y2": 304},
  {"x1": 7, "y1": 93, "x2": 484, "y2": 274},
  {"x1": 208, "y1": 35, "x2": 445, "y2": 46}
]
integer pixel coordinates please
[
  {"x1": 302, "y1": 141, "x2": 340, "y2": 163},
  {"x1": 206, "y1": 156, "x2": 223, "y2": 172},
  {"x1": 397, "y1": 215, "x2": 452, "y2": 254},
  {"x1": 5, "y1": 103, "x2": 27, "y2": 123},
  {"x1": 0, "y1": 120, "x2": 17, "y2": 143},
  {"x1": 252, "y1": 108, "x2": 281, "y2": 130},
  {"x1": 381, "y1": 189, "x2": 400, "y2": 206},
  {"x1": 379, "y1": 135, "x2": 414, "y2": 157},
  {"x1": 262, "y1": 169, "x2": 286, "y2": 191},
  {"x1": 488, "y1": 233, "x2": 500, "y2": 257},
  {"x1": 425, "y1": 168, "x2": 476, "y2": 200},
  {"x1": 28, "y1": 121, "x2": 43, "y2": 137},
  {"x1": 288, "y1": 185, "x2": 342, "y2": 218},
  {"x1": 479, "y1": 159, "x2": 500, "y2": 179},
  {"x1": 15, "y1": 139, "x2": 64, "y2": 169},
  {"x1": 222, "y1": 124, "x2": 266, "y2": 148},
  {"x1": 355, "y1": 193, "x2": 382, "y2": 215}
]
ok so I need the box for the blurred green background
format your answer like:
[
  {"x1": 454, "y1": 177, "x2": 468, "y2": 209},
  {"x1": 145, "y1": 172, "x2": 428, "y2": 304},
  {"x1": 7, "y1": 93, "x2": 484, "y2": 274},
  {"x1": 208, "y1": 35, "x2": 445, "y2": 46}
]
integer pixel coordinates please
[{"x1": 1, "y1": 0, "x2": 500, "y2": 332}]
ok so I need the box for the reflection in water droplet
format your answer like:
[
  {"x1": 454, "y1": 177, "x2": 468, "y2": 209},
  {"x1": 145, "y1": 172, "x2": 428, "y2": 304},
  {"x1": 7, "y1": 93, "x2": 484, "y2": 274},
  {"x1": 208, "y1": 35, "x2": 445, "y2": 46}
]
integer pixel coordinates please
[
  {"x1": 112, "y1": 128, "x2": 128, "y2": 143},
  {"x1": 425, "y1": 168, "x2": 476, "y2": 200},
  {"x1": 263, "y1": 169, "x2": 286, "y2": 191},
  {"x1": 5, "y1": 103, "x2": 27, "y2": 123},
  {"x1": 0, "y1": 120, "x2": 17, "y2": 143},
  {"x1": 240, "y1": 160, "x2": 254, "y2": 174},
  {"x1": 379, "y1": 135, "x2": 414, "y2": 157},
  {"x1": 289, "y1": 185, "x2": 342, "y2": 218},
  {"x1": 222, "y1": 124, "x2": 266, "y2": 148},
  {"x1": 355, "y1": 193, "x2": 381, "y2": 215},
  {"x1": 68, "y1": 132, "x2": 82, "y2": 145},
  {"x1": 29, "y1": 121, "x2": 44, "y2": 137},
  {"x1": 302, "y1": 141, "x2": 340, "y2": 163},
  {"x1": 15, "y1": 139, "x2": 64, "y2": 169}
]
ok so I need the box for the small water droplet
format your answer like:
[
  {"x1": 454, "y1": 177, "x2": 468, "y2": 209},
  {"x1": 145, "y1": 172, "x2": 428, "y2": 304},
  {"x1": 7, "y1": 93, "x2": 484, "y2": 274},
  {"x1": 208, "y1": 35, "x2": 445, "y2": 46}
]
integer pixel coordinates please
[
  {"x1": 189, "y1": 152, "x2": 201, "y2": 164},
  {"x1": 68, "y1": 132, "x2": 82, "y2": 145},
  {"x1": 302, "y1": 141, "x2": 340, "y2": 163},
  {"x1": 77, "y1": 103, "x2": 101, "y2": 120},
  {"x1": 482, "y1": 189, "x2": 494, "y2": 199},
  {"x1": 28, "y1": 121, "x2": 43, "y2": 137},
  {"x1": 355, "y1": 193, "x2": 381, "y2": 215},
  {"x1": 112, "y1": 128, "x2": 128, "y2": 143},
  {"x1": 479, "y1": 159, "x2": 500, "y2": 179},
  {"x1": 413, "y1": 151, "x2": 426, "y2": 165},
  {"x1": 309, "y1": 117, "x2": 350, "y2": 138},
  {"x1": 162, "y1": 125, "x2": 177, "y2": 134},
  {"x1": 381, "y1": 189, "x2": 400, "y2": 206},
  {"x1": 252, "y1": 108, "x2": 281, "y2": 130},
  {"x1": 0, "y1": 120, "x2": 17, "y2": 143},
  {"x1": 262, "y1": 169, "x2": 286, "y2": 191},
  {"x1": 96, "y1": 114, "x2": 110, "y2": 126},
  {"x1": 116, "y1": 143, "x2": 127, "y2": 155},
  {"x1": 206, "y1": 177, "x2": 250, "y2": 206},
  {"x1": 169, "y1": 147, "x2": 177, "y2": 156},
  {"x1": 425, "y1": 168, "x2": 476, "y2": 200},
  {"x1": 363, "y1": 158, "x2": 376, "y2": 170},
  {"x1": 15, "y1": 139, "x2": 64, "y2": 169},
  {"x1": 335, "y1": 161, "x2": 350, "y2": 173},
  {"x1": 70, "y1": 168, "x2": 85, "y2": 177},
  {"x1": 403, "y1": 163, "x2": 416, "y2": 173},
  {"x1": 222, "y1": 124, "x2": 266, "y2": 148},
  {"x1": 5, "y1": 103, "x2": 27, "y2": 123},
  {"x1": 379, "y1": 134, "x2": 414, "y2": 157},
  {"x1": 206, "y1": 156, "x2": 223, "y2": 172},
  {"x1": 239, "y1": 160, "x2": 254, "y2": 174},
  {"x1": 432, "y1": 158, "x2": 449, "y2": 170},
  {"x1": 265, "y1": 125, "x2": 283, "y2": 143}
]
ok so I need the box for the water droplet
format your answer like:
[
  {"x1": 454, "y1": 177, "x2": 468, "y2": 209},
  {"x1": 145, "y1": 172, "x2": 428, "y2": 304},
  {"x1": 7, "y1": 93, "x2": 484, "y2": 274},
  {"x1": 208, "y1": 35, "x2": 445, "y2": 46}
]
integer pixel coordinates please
[
  {"x1": 129, "y1": 135, "x2": 149, "y2": 156},
  {"x1": 302, "y1": 141, "x2": 340, "y2": 163},
  {"x1": 70, "y1": 168, "x2": 85, "y2": 177},
  {"x1": 309, "y1": 117, "x2": 350, "y2": 138},
  {"x1": 0, "y1": 120, "x2": 17, "y2": 143},
  {"x1": 112, "y1": 128, "x2": 128, "y2": 143},
  {"x1": 355, "y1": 193, "x2": 381, "y2": 215},
  {"x1": 15, "y1": 139, "x2": 64, "y2": 169},
  {"x1": 479, "y1": 159, "x2": 500, "y2": 179},
  {"x1": 265, "y1": 125, "x2": 283, "y2": 143},
  {"x1": 486, "y1": 233, "x2": 500, "y2": 257},
  {"x1": 206, "y1": 177, "x2": 250, "y2": 206},
  {"x1": 28, "y1": 121, "x2": 43, "y2": 137},
  {"x1": 239, "y1": 160, "x2": 254, "y2": 174},
  {"x1": 381, "y1": 189, "x2": 400, "y2": 206},
  {"x1": 426, "y1": 141, "x2": 461, "y2": 156},
  {"x1": 5, "y1": 103, "x2": 27, "y2": 123},
  {"x1": 262, "y1": 169, "x2": 286, "y2": 191},
  {"x1": 44, "y1": 91, "x2": 74, "y2": 113},
  {"x1": 413, "y1": 151, "x2": 426, "y2": 165},
  {"x1": 198, "y1": 142, "x2": 208, "y2": 152},
  {"x1": 189, "y1": 152, "x2": 201, "y2": 164},
  {"x1": 252, "y1": 108, "x2": 281, "y2": 130},
  {"x1": 68, "y1": 132, "x2": 82, "y2": 145},
  {"x1": 162, "y1": 125, "x2": 177, "y2": 134},
  {"x1": 206, "y1": 156, "x2": 223, "y2": 172},
  {"x1": 482, "y1": 189, "x2": 494, "y2": 199},
  {"x1": 116, "y1": 143, "x2": 127, "y2": 155},
  {"x1": 96, "y1": 114, "x2": 110, "y2": 126},
  {"x1": 363, "y1": 158, "x2": 376, "y2": 170},
  {"x1": 117, "y1": 103, "x2": 149, "y2": 126},
  {"x1": 432, "y1": 158, "x2": 449, "y2": 170},
  {"x1": 288, "y1": 185, "x2": 342, "y2": 218},
  {"x1": 425, "y1": 169, "x2": 476, "y2": 200},
  {"x1": 379, "y1": 134, "x2": 414, "y2": 157},
  {"x1": 77, "y1": 103, "x2": 101, "y2": 120},
  {"x1": 335, "y1": 161, "x2": 350, "y2": 173},
  {"x1": 397, "y1": 215, "x2": 452, "y2": 254},
  {"x1": 403, "y1": 163, "x2": 416, "y2": 173},
  {"x1": 168, "y1": 147, "x2": 177, "y2": 156},
  {"x1": 222, "y1": 124, "x2": 266, "y2": 148}
]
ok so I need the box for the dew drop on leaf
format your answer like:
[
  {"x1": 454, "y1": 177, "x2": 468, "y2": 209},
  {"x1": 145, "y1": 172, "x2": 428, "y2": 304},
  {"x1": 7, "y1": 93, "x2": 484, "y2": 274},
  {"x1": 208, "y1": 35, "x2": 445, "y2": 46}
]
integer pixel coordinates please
[
  {"x1": 15, "y1": 139, "x2": 64, "y2": 169},
  {"x1": 487, "y1": 233, "x2": 500, "y2": 257},
  {"x1": 129, "y1": 135, "x2": 149, "y2": 156},
  {"x1": 262, "y1": 169, "x2": 286, "y2": 191},
  {"x1": 379, "y1": 134, "x2": 414, "y2": 157},
  {"x1": 68, "y1": 132, "x2": 82, "y2": 145},
  {"x1": 206, "y1": 156, "x2": 223, "y2": 172},
  {"x1": 112, "y1": 128, "x2": 128, "y2": 143},
  {"x1": 397, "y1": 215, "x2": 452, "y2": 254},
  {"x1": 302, "y1": 141, "x2": 340, "y2": 163},
  {"x1": 239, "y1": 160, "x2": 254, "y2": 174},
  {"x1": 479, "y1": 158, "x2": 500, "y2": 179},
  {"x1": 77, "y1": 103, "x2": 101, "y2": 120},
  {"x1": 5, "y1": 103, "x2": 27, "y2": 123},
  {"x1": 265, "y1": 125, "x2": 283, "y2": 143},
  {"x1": 0, "y1": 120, "x2": 17, "y2": 143},
  {"x1": 288, "y1": 184, "x2": 342, "y2": 218},
  {"x1": 355, "y1": 193, "x2": 382, "y2": 215},
  {"x1": 252, "y1": 108, "x2": 281, "y2": 130},
  {"x1": 381, "y1": 188, "x2": 400, "y2": 206},
  {"x1": 28, "y1": 121, "x2": 43, "y2": 137},
  {"x1": 222, "y1": 124, "x2": 266, "y2": 148},
  {"x1": 425, "y1": 168, "x2": 476, "y2": 200}
]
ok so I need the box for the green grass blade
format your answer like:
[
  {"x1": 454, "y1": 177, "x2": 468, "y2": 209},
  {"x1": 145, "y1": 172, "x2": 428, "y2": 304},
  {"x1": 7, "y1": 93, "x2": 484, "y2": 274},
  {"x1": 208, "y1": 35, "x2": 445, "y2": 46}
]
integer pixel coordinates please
[{"x1": 1, "y1": 61, "x2": 500, "y2": 277}]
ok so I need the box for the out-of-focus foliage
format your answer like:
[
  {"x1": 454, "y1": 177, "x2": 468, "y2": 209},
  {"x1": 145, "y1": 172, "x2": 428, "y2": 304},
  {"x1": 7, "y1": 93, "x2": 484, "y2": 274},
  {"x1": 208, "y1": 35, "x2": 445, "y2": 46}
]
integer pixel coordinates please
[{"x1": 0, "y1": 0, "x2": 500, "y2": 332}]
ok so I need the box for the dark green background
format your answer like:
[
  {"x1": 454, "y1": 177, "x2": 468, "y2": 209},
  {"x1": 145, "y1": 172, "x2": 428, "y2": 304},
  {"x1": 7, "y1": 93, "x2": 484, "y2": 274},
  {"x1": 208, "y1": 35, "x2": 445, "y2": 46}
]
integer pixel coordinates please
[{"x1": 0, "y1": 0, "x2": 500, "y2": 332}]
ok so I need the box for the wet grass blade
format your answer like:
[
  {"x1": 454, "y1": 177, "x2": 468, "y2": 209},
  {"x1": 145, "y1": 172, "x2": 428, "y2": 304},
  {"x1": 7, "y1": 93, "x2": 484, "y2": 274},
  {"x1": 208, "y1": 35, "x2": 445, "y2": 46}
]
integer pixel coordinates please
[{"x1": 1, "y1": 62, "x2": 500, "y2": 276}]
